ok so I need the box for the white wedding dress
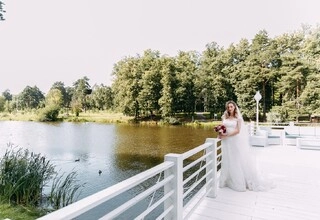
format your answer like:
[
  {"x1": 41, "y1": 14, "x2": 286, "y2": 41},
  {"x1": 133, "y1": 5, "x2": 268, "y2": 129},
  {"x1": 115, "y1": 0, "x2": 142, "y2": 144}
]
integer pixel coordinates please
[{"x1": 219, "y1": 118, "x2": 275, "y2": 192}]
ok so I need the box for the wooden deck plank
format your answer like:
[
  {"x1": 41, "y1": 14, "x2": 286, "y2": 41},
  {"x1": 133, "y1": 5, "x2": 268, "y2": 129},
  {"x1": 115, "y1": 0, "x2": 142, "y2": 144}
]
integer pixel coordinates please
[{"x1": 187, "y1": 145, "x2": 320, "y2": 220}]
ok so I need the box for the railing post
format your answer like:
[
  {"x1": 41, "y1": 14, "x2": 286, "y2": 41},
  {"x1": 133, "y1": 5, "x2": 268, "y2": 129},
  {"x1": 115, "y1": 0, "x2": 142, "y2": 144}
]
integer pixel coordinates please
[
  {"x1": 250, "y1": 121, "x2": 255, "y2": 135},
  {"x1": 205, "y1": 138, "x2": 218, "y2": 198},
  {"x1": 164, "y1": 153, "x2": 183, "y2": 220}
]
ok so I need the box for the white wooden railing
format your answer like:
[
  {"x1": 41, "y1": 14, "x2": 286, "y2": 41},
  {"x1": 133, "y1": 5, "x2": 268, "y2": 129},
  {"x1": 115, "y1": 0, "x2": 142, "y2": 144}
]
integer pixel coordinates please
[{"x1": 38, "y1": 138, "x2": 222, "y2": 220}]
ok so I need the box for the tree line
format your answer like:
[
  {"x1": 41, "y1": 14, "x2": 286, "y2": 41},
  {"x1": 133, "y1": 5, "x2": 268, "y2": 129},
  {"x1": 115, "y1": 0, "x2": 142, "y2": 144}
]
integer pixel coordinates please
[
  {"x1": 0, "y1": 1, "x2": 5, "y2": 21},
  {"x1": 1, "y1": 26, "x2": 319, "y2": 122}
]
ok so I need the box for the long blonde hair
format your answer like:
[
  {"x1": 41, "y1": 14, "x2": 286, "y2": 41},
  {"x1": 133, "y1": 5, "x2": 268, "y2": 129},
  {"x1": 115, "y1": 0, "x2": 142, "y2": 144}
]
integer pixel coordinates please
[{"x1": 222, "y1": 100, "x2": 240, "y2": 119}]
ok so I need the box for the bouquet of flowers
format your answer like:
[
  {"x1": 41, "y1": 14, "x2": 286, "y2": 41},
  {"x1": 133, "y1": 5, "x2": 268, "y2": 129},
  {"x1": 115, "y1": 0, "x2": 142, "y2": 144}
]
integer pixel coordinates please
[{"x1": 214, "y1": 124, "x2": 226, "y2": 134}]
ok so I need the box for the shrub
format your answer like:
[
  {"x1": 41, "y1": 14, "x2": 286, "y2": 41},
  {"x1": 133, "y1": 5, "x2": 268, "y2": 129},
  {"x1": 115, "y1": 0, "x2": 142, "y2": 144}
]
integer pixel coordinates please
[{"x1": 38, "y1": 105, "x2": 60, "y2": 122}]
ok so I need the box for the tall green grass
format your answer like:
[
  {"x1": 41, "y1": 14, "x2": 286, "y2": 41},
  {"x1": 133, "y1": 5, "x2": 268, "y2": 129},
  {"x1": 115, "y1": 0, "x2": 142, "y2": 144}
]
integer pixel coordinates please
[
  {"x1": 49, "y1": 170, "x2": 85, "y2": 209},
  {"x1": 0, "y1": 144, "x2": 85, "y2": 216},
  {"x1": 0, "y1": 145, "x2": 55, "y2": 205}
]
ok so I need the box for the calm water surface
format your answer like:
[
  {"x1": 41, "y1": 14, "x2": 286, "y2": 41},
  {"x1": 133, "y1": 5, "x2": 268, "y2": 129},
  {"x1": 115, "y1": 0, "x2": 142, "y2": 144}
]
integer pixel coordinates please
[{"x1": 0, "y1": 121, "x2": 214, "y2": 218}]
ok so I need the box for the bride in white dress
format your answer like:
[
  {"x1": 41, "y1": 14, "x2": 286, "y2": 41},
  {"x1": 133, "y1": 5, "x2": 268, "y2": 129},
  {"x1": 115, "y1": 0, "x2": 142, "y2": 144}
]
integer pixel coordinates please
[{"x1": 218, "y1": 101, "x2": 275, "y2": 192}]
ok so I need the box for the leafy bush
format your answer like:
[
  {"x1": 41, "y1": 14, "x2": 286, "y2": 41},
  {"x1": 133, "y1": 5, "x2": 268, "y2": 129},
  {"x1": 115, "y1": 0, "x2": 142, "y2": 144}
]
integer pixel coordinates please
[
  {"x1": 268, "y1": 105, "x2": 290, "y2": 122},
  {"x1": 266, "y1": 111, "x2": 282, "y2": 123},
  {"x1": 38, "y1": 105, "x2": 60, "y2": 122}
]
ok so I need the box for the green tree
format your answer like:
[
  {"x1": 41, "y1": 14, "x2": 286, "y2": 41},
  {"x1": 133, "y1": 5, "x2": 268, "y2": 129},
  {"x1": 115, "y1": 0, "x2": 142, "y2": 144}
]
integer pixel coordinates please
[
  {"x1": 174, "y1": 51, "x2": 198, "y2": 115},
  {"x1": 275, "y1": 31, "x2": 309, "y2": 120},
  {"x1": 228, "y1": 39, "x2": 255, "y2": 119},
  {"x1": 197, "y1": 42, "x2": 229, "y2": 117},
  {"x1": 0, "y1": 96, "x2": 5, "y2": 112},
  {"x1": 301, "y1": 25, "x2": 320, "y2": 72},
  {"x1": 159, "y1": 56, "x2": 177, "y2": 117},
  {"x1": 299, "y1": 26, "x2": 320, "y2": 115},
  {"x1": 0, "y1": 1, "x2": 5, "y2": 21},
  {"x1": 65, "y1": 86, "x2": 74, "y2": 112},
  {"x1": 46, "y1": 88, "x2": 64, "y2": 108},
  {"x1": 71, "y1": 76, "x2": 91, "y2": 115},
  {"x1": 4, "y1": 100, "x2": 13, "y2": 113},
  {"x1": 90, "y1": 84, "x2": 113, "y2": 110},
  {"x1": 50, "y1": 82, "x2": 68, "y2": 108},
  {"x1": 2, "y1": 89, "x2": 12, "y2": 101},
  {"x1": 2, "y1": 90, "x2": 15, "y2": 113},
  {"x1": 299, "y1": 72, "x2": 320, "y2": 114},
  {"x1": 246, "y1": 30, "x2": 280, "y2": 120},
  {"x1": 112, "y1": 57, "x2": 142, "y2": 118},
  {"x1": 137, "y1": 50, "x2": 162, "y2": 116},
  {"x1": 18, "y1": 86, "x2": 45, "y2": 109}
]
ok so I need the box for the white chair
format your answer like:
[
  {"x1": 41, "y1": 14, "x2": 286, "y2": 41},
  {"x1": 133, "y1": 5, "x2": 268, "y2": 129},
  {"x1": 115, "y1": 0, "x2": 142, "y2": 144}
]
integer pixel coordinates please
[
  {"x1": 260, "y1": 126, "x2": 283, "y2": 145},
  {"x1": 250, "y1": 129, "x2": 268, "y2": 147}
]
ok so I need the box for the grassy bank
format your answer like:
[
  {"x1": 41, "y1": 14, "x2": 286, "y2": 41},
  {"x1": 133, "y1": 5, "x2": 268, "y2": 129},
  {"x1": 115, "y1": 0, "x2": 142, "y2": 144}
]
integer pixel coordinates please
[
  {"x1": 0, "y1": 203, "x2": 45, "y2": 220},
  {"x1": 0, "y1": 111, "x2": 220, "y2": 126},
  {"x1": 0, "y1": 111, "x2": 39, "y2": 122},
  {"x1": 64, "y1": 111, "x2": 134, "y2": 123},
  {"x1": 0, "y1": 111, "x2": 133, "y2": 123}
]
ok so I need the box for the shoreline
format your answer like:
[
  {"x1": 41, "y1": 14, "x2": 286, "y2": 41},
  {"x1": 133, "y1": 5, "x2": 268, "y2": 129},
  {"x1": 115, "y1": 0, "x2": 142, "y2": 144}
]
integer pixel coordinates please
[{"x1": 0, "y1": 111, "x2": 219, "y2": 127}]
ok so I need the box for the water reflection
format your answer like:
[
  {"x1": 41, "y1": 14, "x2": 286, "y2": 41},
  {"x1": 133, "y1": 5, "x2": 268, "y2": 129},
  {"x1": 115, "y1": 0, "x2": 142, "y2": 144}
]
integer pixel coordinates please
[
  {"x1": 0, "y1": 121, "x2": 215, "y2": 217},
  {"x1": 116, "y1": 153, "x2": 162, "y2": 172}
]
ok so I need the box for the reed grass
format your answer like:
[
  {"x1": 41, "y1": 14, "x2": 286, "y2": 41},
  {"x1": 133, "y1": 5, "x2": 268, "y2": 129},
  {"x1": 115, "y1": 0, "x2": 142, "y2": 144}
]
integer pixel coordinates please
[
  {"x1": 49, "y1": 170, "x2": 85, "y2": 209},
  {"x1": 0, "y1": 144, "x2": 85, "y2": 218},
  {"x1": 0, "y1": 144, "x2": 55, "y2": 205}
]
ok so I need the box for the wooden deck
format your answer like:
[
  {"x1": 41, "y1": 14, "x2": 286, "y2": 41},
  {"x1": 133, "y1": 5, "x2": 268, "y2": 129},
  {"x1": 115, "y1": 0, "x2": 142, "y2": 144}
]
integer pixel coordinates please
[{"x1": 188, "y1": 145, "x2": 320, "y2": 220}]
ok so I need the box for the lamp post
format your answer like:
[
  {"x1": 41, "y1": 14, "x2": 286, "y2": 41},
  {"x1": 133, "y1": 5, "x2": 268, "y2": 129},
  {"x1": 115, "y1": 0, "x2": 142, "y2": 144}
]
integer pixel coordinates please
[{"x1": 254, "y1": 91, "x2": 262, "y2": 131}]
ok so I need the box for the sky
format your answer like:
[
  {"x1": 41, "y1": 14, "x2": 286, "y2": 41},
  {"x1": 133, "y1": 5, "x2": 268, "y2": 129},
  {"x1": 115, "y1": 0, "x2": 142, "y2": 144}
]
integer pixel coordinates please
[{"x1": 1, "y1": 0, "x2": 320, "y2": 95}]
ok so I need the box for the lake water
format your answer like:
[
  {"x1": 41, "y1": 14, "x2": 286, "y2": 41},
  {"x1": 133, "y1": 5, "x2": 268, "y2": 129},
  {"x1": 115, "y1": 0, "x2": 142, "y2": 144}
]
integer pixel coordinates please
[{"x1": 0, "y1": 121, "x2": 214, "y2": 219}]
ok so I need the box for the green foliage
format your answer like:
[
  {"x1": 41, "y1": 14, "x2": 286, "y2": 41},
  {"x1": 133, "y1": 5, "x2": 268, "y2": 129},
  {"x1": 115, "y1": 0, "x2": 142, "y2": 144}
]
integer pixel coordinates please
[
  {"x1": 71, "y1": 76, "x2": 92, "y2": 113},
  {"x1": 300, "y1": 72, "x2": 320, "y2": 114},
  {"x1": 268, "y1": 105, "x2": 292, "y2": 122},
  {"x1": 49, "y1": 171, "x2": 84, "y2": 210},
  {"x1": 0, "y1": 202, "x2": 45, "y2": 220},
  {"x1": 0, "y1": 145, "x2": 55, "y2": 205},
  {"x1": 46, "y1": 89, "x2": 64, "y2": 107},
  {"x1": 90, "y1": 84, "x2": 114, "y2": 110},
  {"x1": 174, "y1": 51, "x2": 198, "y2": 115},
  {"x1": 197, "y1": 42, "x2": 231, "y2": 115},
  {"x1": 0, "y1": 1, "x2": 5, "y2": 21},
  {"x1": 38, "y1": 105, "x2": 60, "y2": 122},
  {"x1": 138, "y1": 50, "x2": 163, "y2": 116},
  {"x1": 158, "y1": 56, "x2": 177, "y2": 117},
  {"x1": 2, "y1": 89, "x2": 12, "y2": 101},
  {"x1": 0, "y1": 145, "x2": 85, "y2": 215},
  {"x1": 266, "y1": 110, "x2": 283, "y2": 123},
  {"x1": 4, "y1": 100, "x2": 13, "y2": 113},
  {"x1": 50, "y1": 81, "x2": 69, "y2": 107},
  {"x1": 0, "y1": 96, "x2": 5, "y2": 112},
  {"x1": 18, "y1": 86, "x2": 45, "y2": 109},
  {"x1": 71, "y1": 99, "x2": 82, "y2": 117},
  {"x1": 3, "y1": 26, "x2": 320, "y2": 122},
  {"x1": 112, "y1": 56, "x2": 143, "y2": 118}
]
